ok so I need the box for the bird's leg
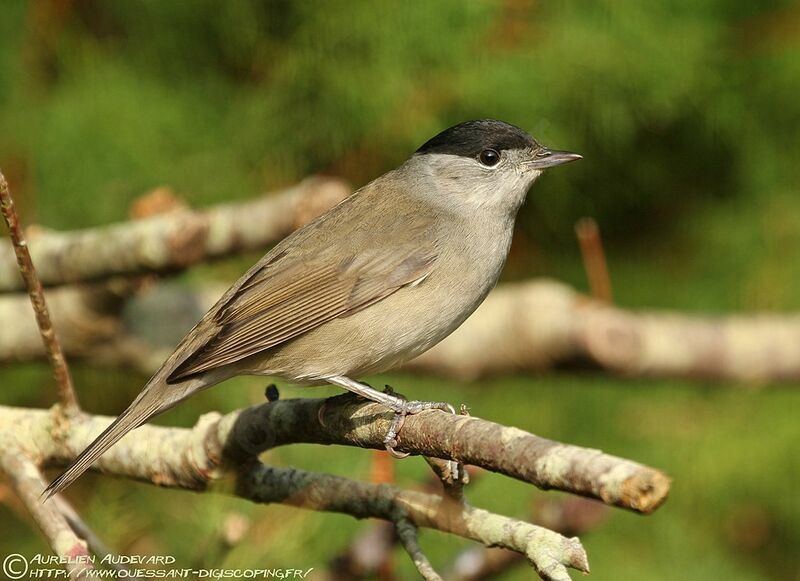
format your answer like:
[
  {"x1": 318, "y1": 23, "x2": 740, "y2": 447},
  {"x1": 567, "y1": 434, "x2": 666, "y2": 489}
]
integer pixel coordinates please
[{"x1": 326, "y1": 375, "x2": 455, "y2": 457}]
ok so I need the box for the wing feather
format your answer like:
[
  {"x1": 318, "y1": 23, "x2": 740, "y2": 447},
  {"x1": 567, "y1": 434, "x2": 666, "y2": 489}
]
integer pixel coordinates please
[{"x1": 167, "y1": 243, "x2": 437, "y2": 382}]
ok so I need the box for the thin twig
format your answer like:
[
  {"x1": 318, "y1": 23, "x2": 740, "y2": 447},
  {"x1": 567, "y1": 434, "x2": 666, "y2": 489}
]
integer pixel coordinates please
[
  {"x1": 575, "y1": 217, "x2": 613, "y2": 303},
  {"x1": 395, "y1": 515, "x2": 443, "y2": 581},
  {"x1": 0, "y1": 170, "x2": 79, "y2": 412},
  {"x1": 446, "y1": 497, "x2": 608, "y2": 580}
]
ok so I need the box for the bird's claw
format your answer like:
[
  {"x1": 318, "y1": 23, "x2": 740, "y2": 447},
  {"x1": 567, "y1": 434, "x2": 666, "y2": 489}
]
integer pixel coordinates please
[{"x1": 382, "y1": 398, "x2": 456, "y2": 458}]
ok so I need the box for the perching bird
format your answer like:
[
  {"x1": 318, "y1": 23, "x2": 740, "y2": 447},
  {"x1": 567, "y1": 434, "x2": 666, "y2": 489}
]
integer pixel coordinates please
[{"x1": 43, "y1": 119, "x2": 580, "y2": 499}]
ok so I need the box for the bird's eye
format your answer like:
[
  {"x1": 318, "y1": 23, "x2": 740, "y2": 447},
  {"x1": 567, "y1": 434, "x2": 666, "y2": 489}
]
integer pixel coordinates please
[{"x1": 478, "y1": 149, "x2": 501, "y2": 167}]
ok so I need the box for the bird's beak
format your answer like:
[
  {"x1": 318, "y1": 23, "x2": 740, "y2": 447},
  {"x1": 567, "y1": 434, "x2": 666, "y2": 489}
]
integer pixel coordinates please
[{"x1": 526, "y1": 149, "x2": 582, "y2": 170}]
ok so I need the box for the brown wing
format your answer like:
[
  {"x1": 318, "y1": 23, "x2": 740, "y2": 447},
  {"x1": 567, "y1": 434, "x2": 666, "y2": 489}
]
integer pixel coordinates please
[{"x1": 167, "y1": 243, "x2": 437, "y2": 382}]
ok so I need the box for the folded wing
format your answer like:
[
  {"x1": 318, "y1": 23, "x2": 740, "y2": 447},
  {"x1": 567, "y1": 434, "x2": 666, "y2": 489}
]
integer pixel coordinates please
[{"x1": 168, "y1": 240, "x2": 437, "y2": 382}]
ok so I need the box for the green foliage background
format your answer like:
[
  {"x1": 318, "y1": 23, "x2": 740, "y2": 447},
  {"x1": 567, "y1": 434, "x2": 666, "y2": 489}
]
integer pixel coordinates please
[{"x1": 0, "y1": 1, "x2": 798, "y2": 580}]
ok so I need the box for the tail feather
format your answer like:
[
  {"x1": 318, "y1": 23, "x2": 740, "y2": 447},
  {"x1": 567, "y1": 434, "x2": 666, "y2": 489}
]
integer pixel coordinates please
[
  {"x1": 42, "y1": 370, "x2": 227, "y2": 501},
  {"x1": 42, "y1": 390, "x2": 161, "y2": 500}
]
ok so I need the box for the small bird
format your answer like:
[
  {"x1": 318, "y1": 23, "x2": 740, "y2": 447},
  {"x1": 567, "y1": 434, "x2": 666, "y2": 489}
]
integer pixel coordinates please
[{"x1": 43, "y1": 119, "x2": 580, "y2": 498}]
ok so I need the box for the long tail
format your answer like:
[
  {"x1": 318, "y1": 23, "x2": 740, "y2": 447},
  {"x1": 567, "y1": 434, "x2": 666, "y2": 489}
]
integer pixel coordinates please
[{"x1": 42, "y1": 369, "x2": 227, "y2": 500}]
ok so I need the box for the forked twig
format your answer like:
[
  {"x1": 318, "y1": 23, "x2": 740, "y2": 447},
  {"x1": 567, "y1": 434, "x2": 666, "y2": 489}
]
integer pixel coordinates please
[{"x1": 0, "y1": 170, "x2": 78, "y2": 412}]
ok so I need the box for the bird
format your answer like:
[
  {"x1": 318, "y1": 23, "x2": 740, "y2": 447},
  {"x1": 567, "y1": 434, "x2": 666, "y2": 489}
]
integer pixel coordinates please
[{"x1": 43, "y1": 119, "x2": 581, "y2": 499}]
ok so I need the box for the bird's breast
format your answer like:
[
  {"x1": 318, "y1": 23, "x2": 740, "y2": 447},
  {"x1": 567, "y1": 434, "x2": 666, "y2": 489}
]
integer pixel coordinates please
[{"x1": 338, "y1": 217, "x2": 515, "y2": 374}]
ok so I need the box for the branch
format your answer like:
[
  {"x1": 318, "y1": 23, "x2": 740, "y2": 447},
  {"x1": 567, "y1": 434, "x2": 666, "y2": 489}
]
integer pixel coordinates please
[
  {"x1": 0, "y1": 283, "x2": 128, "y2": 365},
  {"x1": 0, "y1": 170, "x2": 78, "y2": 412},
  {"x1": 0, "y1": 445, "x2": 93, "y2": 579},
  {"x1": 394, "y1": 516, "x2": 442, "y2": 581},
  {"x1": 406, "y1": 279, "x2": 800, "y2": 383},
  {"x1": 240, "y1": 465, "x2": 588, "y2": 581},
  {"x1": 224, "y1": 395, "x2": 669, "y2": 513},
  {"x1": 446, "y1": 497, "x2": 608, "y2": 581},
  {"x1": 1, "y1": 395, "x2": 669, "y2": 514},
  {"x1": 0, "y1": 172, "x2": 797, "y2": 384},
  {"x1": 0, "y1": 177, "x2": 350, "y2": 292},
  {"x1": 0, "y1": 402, "x2": 608, "y2": 580},
  {"x1": 326, "y1": 459, "x2": 475, "y2": 580},
  {"x1": 52, "y1": 495, "x2": 136, "y2": 578}
]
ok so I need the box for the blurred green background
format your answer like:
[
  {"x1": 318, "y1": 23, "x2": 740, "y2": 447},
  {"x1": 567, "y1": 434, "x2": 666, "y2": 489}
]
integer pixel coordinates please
[{"x1": 1, "y1": 1, "x2": 798, "y2": 580}]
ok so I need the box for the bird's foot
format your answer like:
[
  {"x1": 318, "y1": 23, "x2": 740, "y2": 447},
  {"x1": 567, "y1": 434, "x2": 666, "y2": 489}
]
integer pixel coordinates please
[
  {"x1": 381, "y1": 386, "x2": 455, "y2": 458},
  {"x1": 324, "y1": 376, "x2": 458, "y2": 466}
]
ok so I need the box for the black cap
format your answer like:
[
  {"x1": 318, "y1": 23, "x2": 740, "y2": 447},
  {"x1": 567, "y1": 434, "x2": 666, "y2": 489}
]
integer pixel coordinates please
[{"x1": 416, "y1": 119, "x2": 538, "y2": 158}]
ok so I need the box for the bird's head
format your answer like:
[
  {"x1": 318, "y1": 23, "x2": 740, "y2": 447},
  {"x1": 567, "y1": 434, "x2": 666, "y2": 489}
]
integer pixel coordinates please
[{"x1": 413, "y1": 119, "x2": 581, "y2": 214}]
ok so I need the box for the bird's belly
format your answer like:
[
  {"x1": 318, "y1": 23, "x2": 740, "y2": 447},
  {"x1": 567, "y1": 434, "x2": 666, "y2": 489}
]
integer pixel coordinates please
[{"x1": 348, "y1": 281, "x2": 483, "y2": 374}]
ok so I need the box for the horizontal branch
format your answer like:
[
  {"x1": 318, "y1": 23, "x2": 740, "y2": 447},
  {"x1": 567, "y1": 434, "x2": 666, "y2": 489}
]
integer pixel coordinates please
[
  {"x1": 0, "y1": 402, "x2": 600, "y2": 581},
  {"x1": 0, "y1": 284, "x2": 127, "y2": 364},
  {"x1": 0, "y1": 177, "x2": 350, "y2": 292},
  {"x1": 223, "y1": 395, "x2": 670, "y2": 514},
  {"x1": 0, "y1": 392, "x2": 669, "y2": 513},
  {"x1": 5, "y1": 278, "x2": 799, "y2": 384},
  {"x1": 407, "y1": 279, "x2": 800, "y2": 383}
]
